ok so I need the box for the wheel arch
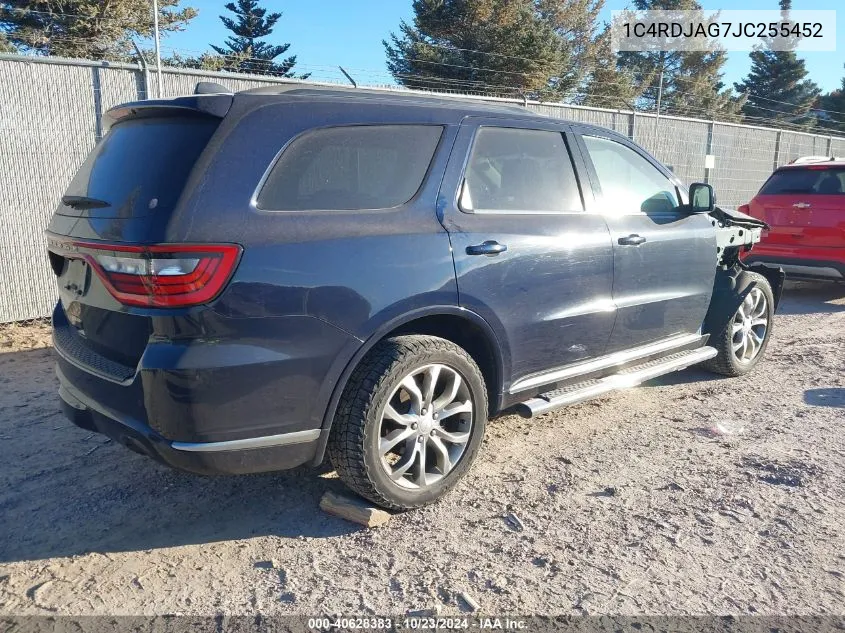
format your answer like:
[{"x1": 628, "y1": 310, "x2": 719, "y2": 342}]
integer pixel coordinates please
[
  {"x1": 312, "y1": 306, "x2": 507, "y2": 465},
  {"x1": 702, "y1": 264, "x2": 781, "y2": 341}
]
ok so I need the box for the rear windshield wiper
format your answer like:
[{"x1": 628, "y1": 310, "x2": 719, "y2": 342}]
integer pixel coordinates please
[{"x1": 61, "y1": 195, "x2": 111, "y2": 210}]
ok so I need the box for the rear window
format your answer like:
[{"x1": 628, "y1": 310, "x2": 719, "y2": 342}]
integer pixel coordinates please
[
  {"x1": 463, "y1": 127, "x2": 583, "y2": 213},
  {"x1": 61, "y1": 116, "x2": 218, "y2": 218},
  {"x1": 760, "y1": 168, "x2": 845, "y2": 195},
  {"x1": 256, "y1": 125, "x2": 443, "y2": 211}
]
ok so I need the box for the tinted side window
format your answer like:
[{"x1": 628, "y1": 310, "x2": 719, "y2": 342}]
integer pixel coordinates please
[
  {"x1": 463, "y1": 127, "x2": 582, "y2": 213},
  {"x1": 257, "y1": 125, "x2": 443, "y2": 211},
  {"x1": 760, "y1": 168, "x2": 845, "y2": 195},
  {"x1": 583, "y1": 135, "x2": 679, "y2": 215}
]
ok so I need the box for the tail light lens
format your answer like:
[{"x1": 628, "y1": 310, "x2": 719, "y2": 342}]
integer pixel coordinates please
[
  {"x1": 72, "y1": 242, "x2": 241, "y2": 307},
  {"x1": 738, "y1": 204, "x2": 751, "y2": 214}
]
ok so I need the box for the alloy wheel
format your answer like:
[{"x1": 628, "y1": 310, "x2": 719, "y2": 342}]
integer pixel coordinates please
[
  {"x1": 378, "y1": 363, "x2": 473, "y2": 490},
  {"x1": 731, "y1": 287, "x2": 769, "y2": 364}
]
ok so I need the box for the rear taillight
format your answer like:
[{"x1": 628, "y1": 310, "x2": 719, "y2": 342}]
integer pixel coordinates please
[
  {"x1": 73, "y1": 242, "x2": 241, "y2": 307},
  {"x1": 738, "y1": 204, "x2": 751, "y2": 214}
]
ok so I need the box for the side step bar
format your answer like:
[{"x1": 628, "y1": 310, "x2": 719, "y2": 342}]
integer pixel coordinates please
[{"x1": 516, "y1": 346, "x2": 717, "y2": 418}]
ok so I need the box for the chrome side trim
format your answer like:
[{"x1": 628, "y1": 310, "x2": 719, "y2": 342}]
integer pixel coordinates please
[
  {"x1": 171, "y1": 429, "x2": 321, "y2": 453},
  {"x1": 509, "y1": 333, "x2": 703, "y2": 394}
]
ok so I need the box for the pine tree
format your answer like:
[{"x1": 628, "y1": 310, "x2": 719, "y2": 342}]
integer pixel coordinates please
[
  {"x1": 384, "y1": 0, "x2": 604, "y2": 100},
  {"x1": 734, "y1": 0, "x2": 820, "y2": 128},
  {"x1": 617, "y1": 0, "x2": 744, "y2": 121},
  {"x1": 210, "y1": 0, "x2": 305, "y2": 78},
  {"x1": 0, "y1": 0, "x2": 197, "y2": 60},
  {"x1": 816, "y1": 67, "x2": 845, "y2": 133},
  {"x1": 581, "y1": 26, "x2": 643, "y2": 109}
]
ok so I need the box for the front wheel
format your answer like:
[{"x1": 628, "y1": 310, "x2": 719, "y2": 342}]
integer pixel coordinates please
[
  {"x1": 328, "y1": 335, "x2": 488, "y2": 510},
  {"x1": 702, "y1": 271, "x2": 775, "y2": 377}
]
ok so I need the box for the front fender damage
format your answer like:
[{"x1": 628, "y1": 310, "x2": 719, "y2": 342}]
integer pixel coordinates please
[
  {"x1": 702, "y1": 207, "x2": 785, "y2": 339},
  {"x1": 702, "y1": 264, "x2": 783, "y2": 342},
  {"x1": 745, "y1": 262, "x2": 785, "y2": 311}
]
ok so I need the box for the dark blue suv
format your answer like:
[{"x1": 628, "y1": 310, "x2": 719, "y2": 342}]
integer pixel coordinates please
[{"x1": 48, "y1": 85, "x2": 781, "y2": 509}]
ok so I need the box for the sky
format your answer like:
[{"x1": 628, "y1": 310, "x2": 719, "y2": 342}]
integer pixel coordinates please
[{"x1": 162, "y1": 0, "x2": 845, "y2": 93}]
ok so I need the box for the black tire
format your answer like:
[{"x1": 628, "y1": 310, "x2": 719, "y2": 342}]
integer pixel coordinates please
[
  {"x1": 327, "y1": 335, "x2": 488, "y2": 510},
  {"x1": 702, "y1": 271, "x2": 775, "y2": 377}
]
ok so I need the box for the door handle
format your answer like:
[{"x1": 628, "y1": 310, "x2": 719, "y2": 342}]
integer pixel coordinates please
[
  {"x1": 793, "y1": 202, "x2": 811, "y2": 209},
  {"x1": 618, "y1": 234, "x2": 646, "y2": 246},
  {"x1": 466, "y1": 240, "x2": 508, "y2": 256}
]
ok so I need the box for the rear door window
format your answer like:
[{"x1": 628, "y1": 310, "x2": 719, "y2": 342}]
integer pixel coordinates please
[
  {"x1": 760, "y1": 168, "x2": 845, "y2": 195},
  {"x1": 461, "y1": 127, "x2": 582, "y2": 213},
  {"x1": 61, "y1": 116, "x2": 218, "y2": 218},
  {"x1": 257, "y1": 125, "x2": 443, "y2": 211}
]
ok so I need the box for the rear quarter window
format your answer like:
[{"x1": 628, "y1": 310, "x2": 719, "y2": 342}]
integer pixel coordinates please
[
  {"x1": 257, "y1": 125, "x2": 443, "y2": 211},
  {"x1": 760, "y1": 168, "x2": 845, "y2": 195}
]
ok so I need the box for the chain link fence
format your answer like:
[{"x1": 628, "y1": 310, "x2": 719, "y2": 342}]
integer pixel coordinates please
[{"x1": 1, "y1": 53, "x2": 843, "y2": 323}]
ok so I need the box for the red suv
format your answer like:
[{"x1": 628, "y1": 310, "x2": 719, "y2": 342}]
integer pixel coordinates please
[{"x1": 741, "y1": 159, "x2": 845, "y2": 281}]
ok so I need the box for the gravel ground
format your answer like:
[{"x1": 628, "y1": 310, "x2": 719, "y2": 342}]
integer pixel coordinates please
[{"x1": 0, "y1": 282, "x2": 843, "y2": 617}]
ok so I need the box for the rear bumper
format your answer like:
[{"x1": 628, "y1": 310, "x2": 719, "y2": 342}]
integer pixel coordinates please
[
  {"x1": 58, "y1": 371, "x2": 323, "y2": 475},
  {"x1": 743, "y1": 245, "x2": 845, "y2": 281},
  {"x1": 51, "y1": 301, "x2": 359, "y2": 475}
]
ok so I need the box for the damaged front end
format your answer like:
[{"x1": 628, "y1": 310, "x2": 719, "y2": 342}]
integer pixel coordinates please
[
  {"x1": 710, "y1": 206, "x2": 765, "y2": 264},
  {"x1": 701, "y1": 206, "x2": 786, "y2": 340}
]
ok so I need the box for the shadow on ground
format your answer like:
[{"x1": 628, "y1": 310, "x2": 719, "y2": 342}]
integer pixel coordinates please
[
  {"x1": 777, "y1": 281, "x2": 845, "y2": 315},
  {"x1": 0, "y1": 348, "x2": 361, "y2": 565}
]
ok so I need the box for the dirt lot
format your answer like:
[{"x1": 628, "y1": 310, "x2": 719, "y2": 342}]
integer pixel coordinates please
[{"x1": 0, "y1": 282, "x2": 843, "y2": 617}]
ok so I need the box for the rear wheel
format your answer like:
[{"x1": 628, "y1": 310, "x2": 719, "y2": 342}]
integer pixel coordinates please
[
  {"x1": 702, "y1": 271, "x2": 774, "y2": 377},
  {"x1": 328, "y1": 335, "x2": 487, "y2": 510}
]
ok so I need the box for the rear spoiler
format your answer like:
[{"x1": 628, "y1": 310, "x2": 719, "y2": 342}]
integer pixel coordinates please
[{"x1": 104, "y1": 92, "x2": 233, "y2": 131}]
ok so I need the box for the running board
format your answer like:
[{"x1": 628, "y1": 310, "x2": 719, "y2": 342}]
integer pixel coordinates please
[{"x1": 516, "y1": 346, "x2": 717, "y2": 418}]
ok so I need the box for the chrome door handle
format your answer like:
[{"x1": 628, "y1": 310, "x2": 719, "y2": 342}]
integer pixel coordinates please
[
  {"x1": 793, "y1": 202, "x2": 811, "y2": 209},
  {"x1": 466, "y1": 241, "x2": 508, "y2": 256},
  {"x1": 618, "y1": 234, "x2": 646, "y2": 246}
]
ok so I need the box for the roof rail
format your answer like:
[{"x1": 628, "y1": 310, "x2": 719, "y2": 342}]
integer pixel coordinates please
[{"x1": 789, "y1": 155, "x2": 845, "y2": 165}]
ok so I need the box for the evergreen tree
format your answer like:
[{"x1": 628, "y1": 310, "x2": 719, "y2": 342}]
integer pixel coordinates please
[
  {"x1": 211, "y1": 0, "x2": 305, "y2": 78},
  {"x1": 816, "y1": 67, "x2": 845, "y2": 133},
  {"x1": 0, "y1": 0, "x2": 196, "y2": 60},
  {"x1": 734, "y1": 0, "x2": 820, "y2": 128},
  {"x1": 384, "y1": 0, "x2": 605, "y2": 100},
  {"x1": 581, "y1": 25, "x2": 643, "y2": 109},
  {"x1": 617, "y1": 0, "x2": 743, "y2": 121}
]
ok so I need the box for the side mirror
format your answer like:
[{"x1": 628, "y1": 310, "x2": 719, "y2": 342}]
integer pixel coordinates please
[{"x1": 689, "y1": 182, "x2": 715, "y2": 213}]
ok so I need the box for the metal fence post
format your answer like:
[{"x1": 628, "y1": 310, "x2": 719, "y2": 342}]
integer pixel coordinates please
[
  {"x1": 91, "y1": 66, "x2": 104, "y2": 140},
  {"x1": 773, "y1": 129, "x2": 783, "y2": 170},
  {"x1": 704, "y1": 120, "x2": 715, "y2": 184},
  {"x1": 131, "y1": 39, "x2": 150, "y2": 100}
]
